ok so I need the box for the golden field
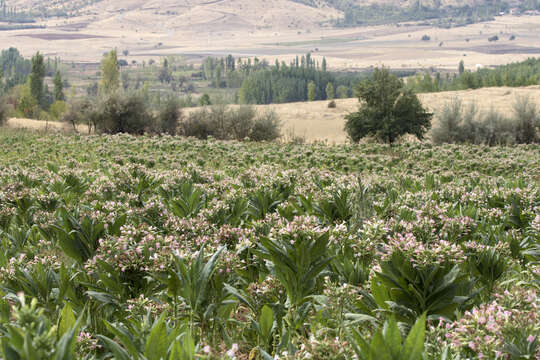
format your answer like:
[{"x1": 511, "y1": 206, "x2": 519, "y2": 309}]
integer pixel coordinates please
[{"x1": 7, "y1": 86, "x2": 540, "y2": 143}]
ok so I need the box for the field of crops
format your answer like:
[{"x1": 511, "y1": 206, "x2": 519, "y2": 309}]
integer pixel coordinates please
[{"x1": 0, "y1": 130, "x2": 538, "y2": 359}]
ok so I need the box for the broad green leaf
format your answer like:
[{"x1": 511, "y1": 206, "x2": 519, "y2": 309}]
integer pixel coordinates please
[
  {"x1": 259, "y1": 305, "x2": 273, "y2": 340},
  {"x1": 145, "y1": 315, "x2": 168, "y2": 360},
  {"x1": 96, "y1": 335, "x2": 131, "y2": 360},
  {"x1": 383, "y1": 316, "x2": 402, "y2": 358},
  {"x1": 403, "y1": 313, "x2": 426, "y2": 360},
  {"x1": 58, "y1": 303, "x2": 76, "y2": 339},
  {"x1": 369, "y1": 331, "x2": 391, "y2": 360},
  {"x1": 55, "y1": 316, "x2": 82, "y2": 360}
]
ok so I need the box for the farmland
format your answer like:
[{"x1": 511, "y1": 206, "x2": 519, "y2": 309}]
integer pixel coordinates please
[
  {"x1": 7, "y1": 85, "x2": 540, "y2": 143},
  {"x1": 0, "y1": 130, "x2": 538, "y2": 358}
]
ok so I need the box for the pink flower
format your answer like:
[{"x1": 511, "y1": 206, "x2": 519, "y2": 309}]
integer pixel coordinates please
[{"x1": 527, "y1": 335, "x2": 535, "y2": 343}]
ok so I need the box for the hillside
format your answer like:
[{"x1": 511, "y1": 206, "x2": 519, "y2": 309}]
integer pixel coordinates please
[{"x1": 1, "y1": 0, "x2": 540, "y2": 71}]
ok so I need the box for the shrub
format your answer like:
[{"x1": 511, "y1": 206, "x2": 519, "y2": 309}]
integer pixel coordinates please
[
  {"x1": 61, "y1": 99, "x2": 94, "y2": 133},
  {"x1": 228, "y1": 105, "x2": 257, "y2": 140},
  {"x1": 488, "y1": 35, "x2": 499, "y2": 42},
  {"x1": 431, "y1": 98, "x2": 540, "y2": 145},
  {"x1": 199, "y1": 93, "x2": 211, "y2": 106},
  {"x1": 0, "y1": 97, "x2": 8, "y2": 126},
  {"x1": 513, "y1": 96, "x2": 539, "y2": 144},
  {"x1": 431, "y1": 98, "x2": 477, "y2": 144},
  {"x1": 179, "y1": 107, "x2": 215, "y2": 139},
  {"x1": 328, "y1": 100, "x2": 337, "y2": 108},
  {"x1": 158, "y1": 97, "x2": 182, "y2": 135},
  {"x1": 250, "y1": 110, "x2": 281, "y2": 141},
  {"x1": 96, "y1": 93, "x2": 153, "y2": 135},
  {"x1": 179, "y1": 105, "x2": 281, "y2": 141},
  {"x1": 336, "y1": 85, "x2": 348, "y2": 99},
  {"x1": 48, "y1": 100, "x2": 66, "y2": 120},
  {"x1": 479, "y1": 107, "x2": 515, "y2": 145}
]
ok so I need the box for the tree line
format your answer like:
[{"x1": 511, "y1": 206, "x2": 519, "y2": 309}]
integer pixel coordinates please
[
  {"x1": 408, "y1": 58, "x2": 540, "y2": 93},
  {"x1": 292, "y1": 0, "x2": 540, "y2": 28}
]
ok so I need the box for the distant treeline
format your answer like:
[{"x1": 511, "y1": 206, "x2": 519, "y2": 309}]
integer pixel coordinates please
[
  {"x1": 408, "y1": 58, "x2": 540, "y2": 93},
  {"x1": 0, "y1": 0, "x2": 35, "y2": 23},
  {"x1": 292, "y1": 0, "x2": 540, "y2": 27},
  {"x1": 200, "y1": 54, "x2": 365, "y2": 104},
  {"x1": 0, "y1": 48, "x2": 31, "y2": 92}
]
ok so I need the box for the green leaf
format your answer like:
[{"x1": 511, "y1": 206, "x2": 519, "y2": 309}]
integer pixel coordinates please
[
  {"x1": 58, "y1": 303, "x2": 76, "y2": 339},
  {"x1": 96, "y1": 335, "x2": 131, "y2": 360},
  {"x1": 383, "y1": 316, "x2": 402, "y2": 359},
  {"x1": 370, "y1": 276, "x2": 389, "y2": 310},
  {"x1": 369, "y1": 331, "x2": 392, "y2": 360},
  {"x1": 55, "y1": 315, "x2": 82, "y2": 360},
  {"x1": 259, "y1": 305, "x2": 273, "y2": 340},
  {"x1": 104, "y1": 321, "x2": 140, "y2": 359},
  {"x1": 258, "y1": 347, "x2": 274, "y2": 360},
  {"x1": 403, "y1": 313, "x2": 426, "y2": 360},
  {"x1": 145, "y1": 315, "x2": 169, "y2": 360}
]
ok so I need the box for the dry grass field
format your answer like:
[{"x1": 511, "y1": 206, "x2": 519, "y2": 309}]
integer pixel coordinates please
[
  {"x1": 0, "y1": 1, "x2": 539, "y2": 71},
  {"x1": 8, "y1": 86, "x2": 540, "y2": 143}
]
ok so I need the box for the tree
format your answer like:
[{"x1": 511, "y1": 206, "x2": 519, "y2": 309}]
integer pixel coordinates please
[
  {"x1": 344, "y1": 67, "x2": 432, "y2": 144},
  {"x1": 100, "y1": 50, "x2": 120, "y2": 95},
  {"x1": 0, "y1": 96, "x2": 8, "y2": 126},
  {"x1": 199, "y1": 93, "x2": 211, "y2": 106},
  {"x1": 326, "y1": 82, "x2": 334, "y2": 100},
  {"x1": 29, "y1": 52, "x2": 45, "y2": 106},
  {"x1": 458, "y1": 60, "x2": 465, "y2": 75},
  {"x1": 337, "y1": 85, "x2": 348, "y2": 99},
  {"x1": 307, "y1": 81, "x2": 317, "y2": 101},
  {"x1": 97, "y1": 93, "x2": 152, "y2": 135},
  {"x1": 53, "y1": 71, "x2": 65, "y2": 101},
  {"x1": 158, "y1": 97, "x2": 181, "y2": 135}
]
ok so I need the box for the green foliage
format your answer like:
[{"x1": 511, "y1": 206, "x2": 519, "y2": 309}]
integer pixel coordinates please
[
  {"x1": 179, "y1": 105, "x2": 281, "y2": 141},
  {"x1": 431, "y1": 97, "x2": 540, "y2": 145},
  {"x1": 239, "y1": 54, "x2": 338, "y2": 104},
  {"x1": 349, "y1": 313, "x2": 427, "y2": 360},
  {"x1": 0, "y1": 48, "x2": 31, "y2": 93},
  {"x1": 345, "y1": 67, "x2": 432, "y2": 144},
  {"x1": 166, "y1": 246, "x2": 224, "y2": 324},
  {"x1": 1, "y1": 295, "x2": 81, "y2": 360},
  {"x1": 98, "y1": 314, "x2": 198, "y2": 360},
  {"x1": 49, "y1": 100, "x2": 66, "y2": 121},
  {"x1": 43, "y1": 207, "x2": 105, "y2": 264},
  {"x1": 326, "y1": 82, "x2": 335, "y2": 100},
  {"x1": 0, "y1": 96, "x2": 8, "y2": 126},
  {"x1": 199, "y1": 93, "x2": 211, "y2": 106},
  {"x1": 0, "y1": 130, "x2": 538, "y2": 360},
  {"x1": 29, "y1": 52, "x2": 45, "y2": 107},
  {"x1": 307, "y1": 81, "x2": 317, "y2": 101},
  {"x1": 100, "y1": 50, "x2": 120, "y2": 95},
  {"x1": 410, "y1": 57, "x2": 540, "y2": 93},
  {"x1": 373, "y1": 252, "x2": 473, "y2": 323},
  {"x1": 96, "y1": 93, "x2": 152, "y2": 135},
  {"x1": 53, "y1": 71, "x2": 65, "y2": 101},
  {"x1": 257, "y1": 229, "x2": 333, "y2": 308},
  {"x1": 158, "y1": 97, "x2": 182, "y2": 135}
]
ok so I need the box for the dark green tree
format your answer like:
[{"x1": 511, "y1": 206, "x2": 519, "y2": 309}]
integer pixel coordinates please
[
  {"x1": 199, "y1": 93, "x2": 211, "y2": 106},
  {"x1": 458, "y1": 60, "x2": 465, "y2": 75},
  {"x1": 29, "y1": 52, "x2": 45, "y2": 106},
  {"x1": 53, "y1": 71, "x2": 65, "y2": 101},
  {"x1": 344, "y1": 67, "x2": 432, "y2": 144}
]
